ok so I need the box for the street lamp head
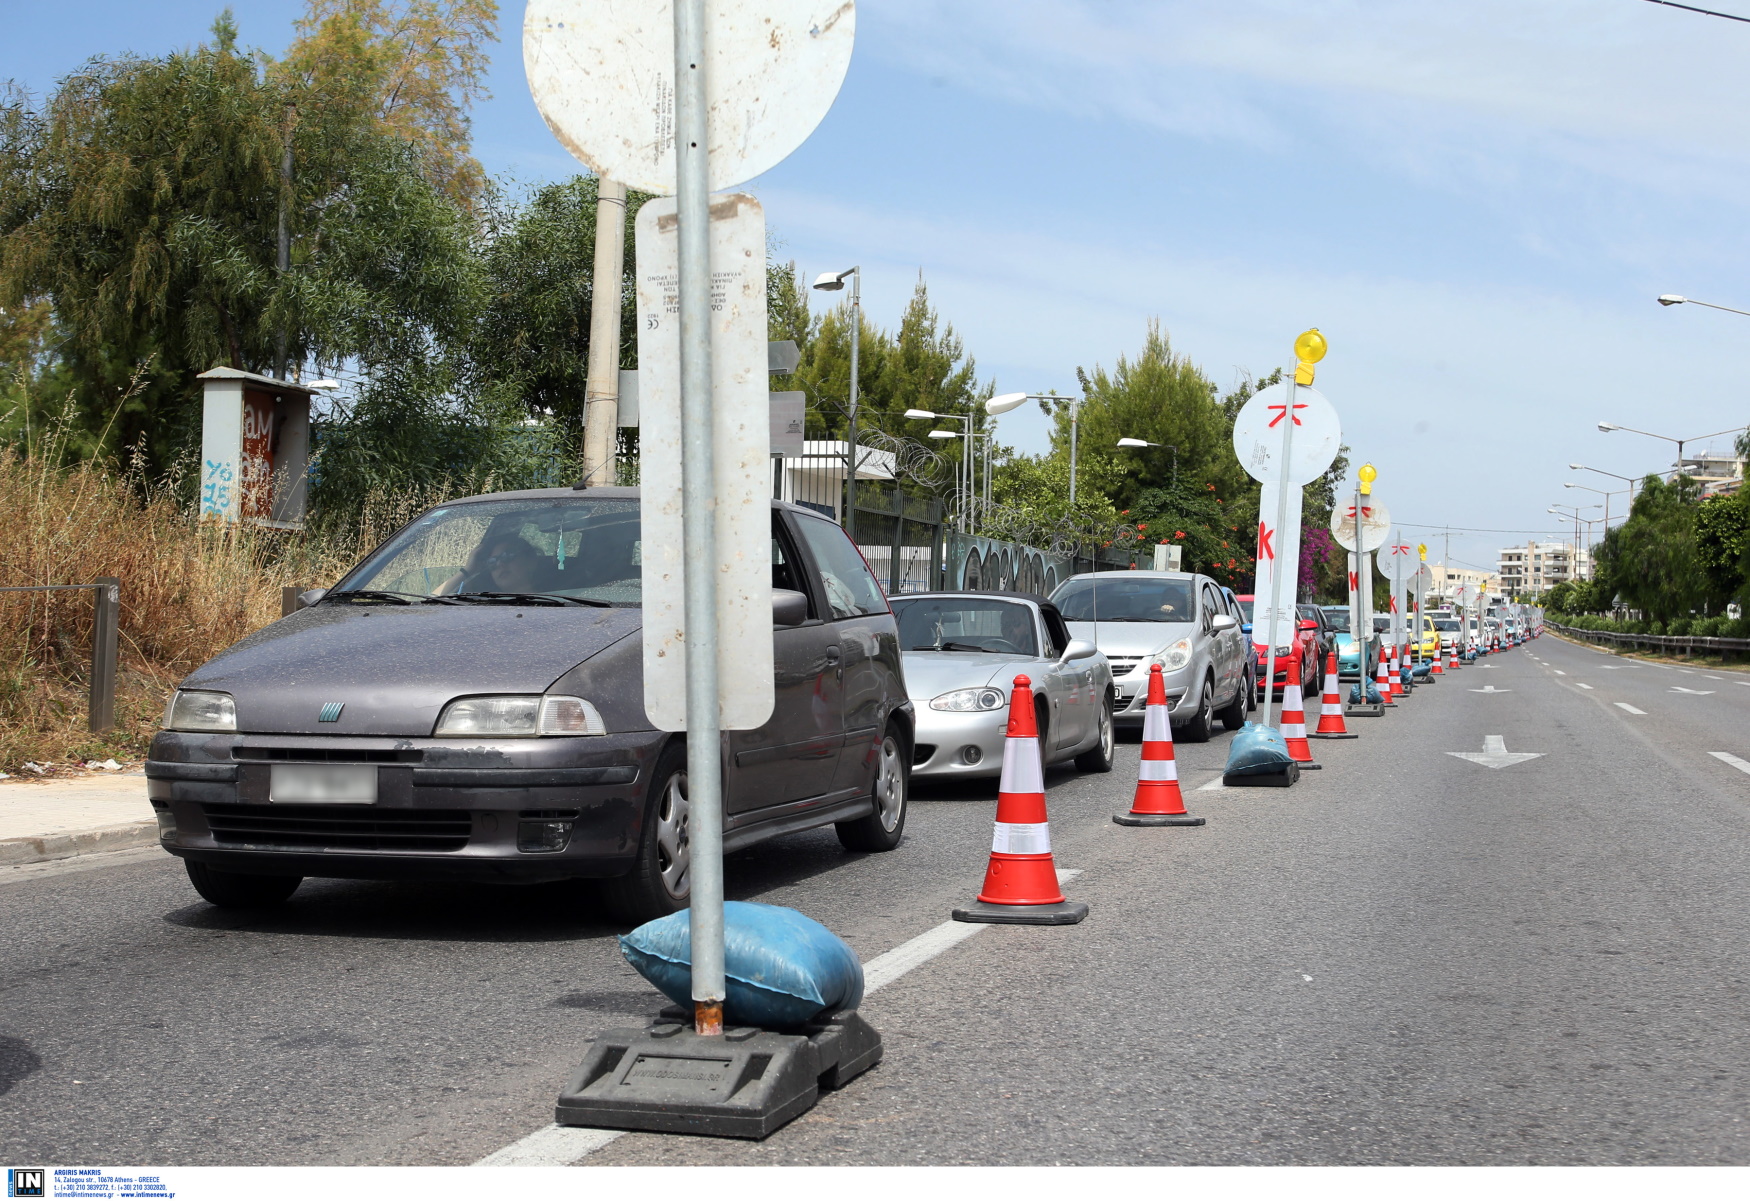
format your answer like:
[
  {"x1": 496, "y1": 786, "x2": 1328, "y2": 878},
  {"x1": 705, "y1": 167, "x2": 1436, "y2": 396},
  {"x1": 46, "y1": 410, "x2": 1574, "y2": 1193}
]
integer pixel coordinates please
[
  {"x1": 926, "y1": 429, "x2": 958, "y2": 440},
  {"x1": 1563, "y1": 482, "x2": 1575, "y2": 488},
  {"x1": 903, "y1": 408, "x2": 936, "y2": 420},
  {"x1": 307, "y1": 379, "x2": 342, "y2": 390},
  {"x1": 1657, "y1": 294, "x2": 1686, "y2": 307},
  {"x1": 985, "y1": 392, "x2": 1029, "y2": 416},
  {"x1": 1115, "y1": 437, "x2": 1152, "y2": 448},
  {"x1": 1597, "y1": 422, "x2": 1617, "y2": 433},
  {"x1": 811, "y1": 268, "x2": 854, "y2": 291},
  {"x1": 1569, "y1": 463, "x2": 1583, "y2": 470}
]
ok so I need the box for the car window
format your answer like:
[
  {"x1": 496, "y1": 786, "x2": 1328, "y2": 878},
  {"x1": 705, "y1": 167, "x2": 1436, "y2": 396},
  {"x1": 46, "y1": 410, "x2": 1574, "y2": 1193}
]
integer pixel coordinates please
[
  {"x1": 1041, "y1": 608, "x2": 1072, "y2": 656},
  {"x1": 890, "y1": 598, "x2": 1038, "y2": 656},
  {"x1": 1202, "y1": 584, "x2": 1223, "y2": 628},
  {"x1": 793, "y1": 516, "x2": 889, "y2": 619},
  {"x1": 335, "y1": 498, "x2": 643, "y2": 604},
  {"x1": 1053, "y1": 578, "x2": 1194, "y2": 622}
]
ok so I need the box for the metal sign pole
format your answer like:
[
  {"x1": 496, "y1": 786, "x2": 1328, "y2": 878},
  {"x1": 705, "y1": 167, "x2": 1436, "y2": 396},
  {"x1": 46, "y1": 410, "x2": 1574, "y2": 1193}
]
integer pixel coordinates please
[
  {"x1": 673, "y1": 0, "x2": 725, "y2": 1037},
  {"x1": 1351, "y1": 486, "x2": 1365, "y2": 686},
  {"x1": 1261, "y1": 372, "x2": 1297, "y2": 731}
]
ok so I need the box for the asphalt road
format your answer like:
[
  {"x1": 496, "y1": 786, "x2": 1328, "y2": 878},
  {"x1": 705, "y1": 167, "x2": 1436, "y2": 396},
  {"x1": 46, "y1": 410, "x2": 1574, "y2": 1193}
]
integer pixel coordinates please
[{"x1": 4, "y1": 636, "x2": 1749, "y2": 1165}]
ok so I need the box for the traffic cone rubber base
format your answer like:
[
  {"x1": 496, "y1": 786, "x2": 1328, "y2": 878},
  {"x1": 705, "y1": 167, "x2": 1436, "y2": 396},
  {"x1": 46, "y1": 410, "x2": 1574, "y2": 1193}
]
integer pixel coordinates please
[
  {"x1": 952, "y1": 899, "x2": 1089, "y2": 925},
  {"x1": 1309, "y1": 731, "x2": 1358, "y2": 739},
  {"x1": 1113, "y1": 812, "x2": 1206, "y2": 827}
]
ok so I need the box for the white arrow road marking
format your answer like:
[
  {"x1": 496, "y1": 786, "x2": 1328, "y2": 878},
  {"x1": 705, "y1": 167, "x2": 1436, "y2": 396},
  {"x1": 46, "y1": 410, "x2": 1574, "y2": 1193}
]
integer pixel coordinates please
[
  {"x1": 474, "y1": 868, "x2": 1084, "y2": 1166},
  {"x1": 1575, "y1": 683, "x2": 1594, "y2": 690},
  {"x1": 1470, "y1": 685, "x2": 1511, "y2": 693},
  {"x1": 1616, "y1": 702, "x2": 1647, "y2": 714},
  {"x1": 1709, "y1": 752, "x2": 1750, "y2": 776},
  {"x1": 1446, "y1": 735, "x2": 1545, "y2": 769},
  {"x1": 1671, "y1": 687, "x2": 1716, "y2": 695}
]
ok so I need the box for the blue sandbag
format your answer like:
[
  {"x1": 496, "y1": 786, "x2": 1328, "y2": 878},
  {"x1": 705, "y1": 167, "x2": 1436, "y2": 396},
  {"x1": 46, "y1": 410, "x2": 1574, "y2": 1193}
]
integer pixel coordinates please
[
  {"x1": 1348, "y1": 681, "x2": 1383, "y2": 704},
  {"x1": 619, "y1": 901, "x2": 864, "y2": 1029},
  {"x1": 1222, "y1": 722, "x2": 1294, "y2": 780}
]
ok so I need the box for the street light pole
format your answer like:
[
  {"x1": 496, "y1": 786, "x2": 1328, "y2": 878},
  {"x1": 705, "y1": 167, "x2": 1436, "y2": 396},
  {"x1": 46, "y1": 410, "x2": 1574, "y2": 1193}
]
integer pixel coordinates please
[
  {"x1": 1596, "y1": 421, "x2": 1748, "y2": 483},
  {"x1": 813, "y1": 267, "x2": 861, "y2": 536}
]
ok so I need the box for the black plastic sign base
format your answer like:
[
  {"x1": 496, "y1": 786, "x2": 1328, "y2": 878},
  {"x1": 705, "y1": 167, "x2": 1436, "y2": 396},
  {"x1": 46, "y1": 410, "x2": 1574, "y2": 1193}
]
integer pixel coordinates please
[
  {"x1": 554, "y1": 1007, "x2": 881, "y2": 1140},
  {"x1": 1222, "y1": 761, "x2": 1301, "y2": 787},
  {"x1": 1309, "y1": 730, "x2": 1359, "y2": 739},
  {"x1": 1293, "y1": 761, "x2": 1323, "y2": 770},
  {"x1": 1112, "y1": 812, "x2": 1205, "y2": 826},
  {"x1": 952, "y1": 898, "x2": 1088, "y2": 925}
]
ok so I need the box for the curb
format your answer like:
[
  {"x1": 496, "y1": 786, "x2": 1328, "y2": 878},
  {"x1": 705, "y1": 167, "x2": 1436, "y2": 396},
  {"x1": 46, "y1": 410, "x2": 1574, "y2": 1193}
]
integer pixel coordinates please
[{"x1": 0, "y1": 821, "x2": 160, "y2": 867}]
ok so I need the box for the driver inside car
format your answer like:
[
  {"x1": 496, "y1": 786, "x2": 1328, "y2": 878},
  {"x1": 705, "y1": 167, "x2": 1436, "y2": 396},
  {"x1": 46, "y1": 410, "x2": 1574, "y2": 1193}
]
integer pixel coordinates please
[{"x1": 438, "y1": 534, "x2": 547, "y2": 595}]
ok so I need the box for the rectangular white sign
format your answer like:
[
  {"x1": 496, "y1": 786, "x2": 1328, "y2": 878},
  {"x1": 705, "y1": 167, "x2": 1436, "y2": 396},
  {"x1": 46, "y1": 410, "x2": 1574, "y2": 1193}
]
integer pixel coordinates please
[
  {"x1": 1251, "y1": 479, "x2": 1303, "y2": 649},
  {"x1": 636, "y1": 192, "x2": 774, "y2": 731}
]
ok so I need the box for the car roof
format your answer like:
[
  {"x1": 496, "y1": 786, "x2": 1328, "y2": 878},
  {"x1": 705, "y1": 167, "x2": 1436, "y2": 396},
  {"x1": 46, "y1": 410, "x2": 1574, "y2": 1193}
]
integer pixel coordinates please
[
  {"x1": 1060, "y1": 570, "x2": 1204, "y2": 583},
  {"x1": 435, "y1": 485, "x2": 818, "y2": 516},
  {"x1": 891, "y1": 591, "x2": 1065, "y2": 620}
]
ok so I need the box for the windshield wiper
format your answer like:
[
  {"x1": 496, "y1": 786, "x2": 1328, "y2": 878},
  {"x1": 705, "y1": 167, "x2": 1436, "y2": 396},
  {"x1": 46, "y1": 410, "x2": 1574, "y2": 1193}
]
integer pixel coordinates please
[
  {"x1": 451, "y1": 591, "x2": 612, "y2": 608},
  {"x1": 909, "y1": 642, "x2": 1008, "y2": 653},
  {"x1": 325, "y1": 589, "x2": 461, "y2": 606},
  {"x1": 1072, "y1": 616, "x2": 1168, "y2": 623}
]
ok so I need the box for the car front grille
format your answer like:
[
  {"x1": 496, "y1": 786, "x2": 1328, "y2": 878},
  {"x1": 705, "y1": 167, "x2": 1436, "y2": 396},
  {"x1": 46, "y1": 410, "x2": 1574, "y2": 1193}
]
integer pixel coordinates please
[
  {"x1": 232, "y1": 747, "x2": 423, "y2": 764},
  {"x1": 201, "y1": 803, "x2": 471, "y2": 852},
  {"x1": 912, "y1": 744, "x2": 937, "y2": 766},
  {"x1": 1104, "y1": 655, "x2": 1147, "y2": 675}
]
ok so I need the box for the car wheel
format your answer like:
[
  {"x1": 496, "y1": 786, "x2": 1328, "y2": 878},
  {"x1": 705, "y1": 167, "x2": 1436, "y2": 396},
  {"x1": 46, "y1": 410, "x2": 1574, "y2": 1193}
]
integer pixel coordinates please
[
  {"x1": 1074, "y1": 693, "x2": 1116, "y2": 772},
  {"x1": 184, "y1": 861, "x2": 301, "y2": 909},
  {"x1": 1216, "y1": 671, "x2": 1248, "y2": 731},
  {"x1": 836, "y1": 726, "x2": 908, "y2": 852},
  {"x1": 1181, "y1": 677, "x2": 1214, "y2": 743},
  {"x1": 600, "y1": 742, "x2": 690, "y2": 925}
]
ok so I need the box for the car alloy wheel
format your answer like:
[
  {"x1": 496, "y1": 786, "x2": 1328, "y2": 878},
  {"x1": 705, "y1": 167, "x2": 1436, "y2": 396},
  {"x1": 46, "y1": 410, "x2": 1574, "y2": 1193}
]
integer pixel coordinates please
[
  {"x1": 873, "y1": 733, "x2": 904, "y2": 832},
  {"x1": 655, "y1": 768, "x2": 690, "y2": 899}
]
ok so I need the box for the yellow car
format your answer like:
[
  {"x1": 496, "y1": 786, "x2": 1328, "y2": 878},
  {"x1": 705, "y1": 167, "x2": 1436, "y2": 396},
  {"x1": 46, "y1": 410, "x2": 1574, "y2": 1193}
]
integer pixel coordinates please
[{"x1": 1413, "y1": 615, "x2": 1440, "y2": 661}]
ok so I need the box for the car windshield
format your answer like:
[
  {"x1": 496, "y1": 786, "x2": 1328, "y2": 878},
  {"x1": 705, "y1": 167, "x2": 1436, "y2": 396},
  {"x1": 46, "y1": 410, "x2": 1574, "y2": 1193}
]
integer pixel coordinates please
[
  {"x1": 1373, "y1": 615, "x2": 1393, "y2": 632},
  {"x1": 1323, "y1": 609, "x2": 1352, "y2": 633},
  {"x1": 332, "y1": 498, "x2": 645, "y2": 606},
  {"x1": 890, "y1": 598, "x2": 1037, "y2": 656},
  {"x1": 1434, "y1": 619, "x2": 1461, "y2": 631},
  {"x1": 1052, "y1": 578, "x2": 1194, "y2": 623}
]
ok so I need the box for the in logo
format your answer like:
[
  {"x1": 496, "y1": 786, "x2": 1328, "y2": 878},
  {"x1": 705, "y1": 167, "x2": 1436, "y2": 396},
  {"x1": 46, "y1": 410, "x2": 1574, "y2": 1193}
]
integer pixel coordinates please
[
  {"x1": 318, "y1": 702, "x2": 344, "y2": 723},
  {"x1": 8, "y1": 1169, "x2": 44, "y2": 1198}
]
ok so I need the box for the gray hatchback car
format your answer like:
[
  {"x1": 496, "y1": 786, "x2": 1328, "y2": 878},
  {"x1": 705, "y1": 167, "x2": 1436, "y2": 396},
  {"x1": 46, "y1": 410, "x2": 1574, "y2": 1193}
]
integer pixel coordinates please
[{"x1": 147, "y1": 487, "x2": 913, "y2": 923}]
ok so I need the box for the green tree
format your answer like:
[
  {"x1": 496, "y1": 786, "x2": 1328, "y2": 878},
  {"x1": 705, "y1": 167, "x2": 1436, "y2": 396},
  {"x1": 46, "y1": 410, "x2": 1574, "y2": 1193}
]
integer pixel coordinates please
[
  {"x1": 1695, "y1": 490, "x2": 1749, "y2": 604},
  {"x1": 1594, "y1": 475, "x2": 1710, "y2": 623}
]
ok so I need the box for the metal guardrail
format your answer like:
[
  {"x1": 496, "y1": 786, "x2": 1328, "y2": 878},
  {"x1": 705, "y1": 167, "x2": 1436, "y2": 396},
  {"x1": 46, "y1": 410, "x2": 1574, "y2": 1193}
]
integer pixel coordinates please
[
  {"x1": 0, "y1": 578, "x2": 121, "y2": 731},
  {"x1": 1546, "y1": 620, "x2": 1750, "y2": 655}
]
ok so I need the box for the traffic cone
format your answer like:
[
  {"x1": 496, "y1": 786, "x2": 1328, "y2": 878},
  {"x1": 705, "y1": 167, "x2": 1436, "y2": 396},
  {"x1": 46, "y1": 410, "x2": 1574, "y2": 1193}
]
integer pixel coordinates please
[
  {"x1": 1431, "y1": 644, "x2": 1444, "y2": 675},
  {"x1": 1447, "y1": 643, "x2": 1460, "y2": 671},
  {"x1": 1311, "y1": 651, "x2": 1356, "y2": 738},
  {"x1": 1387, "y1": 642, "x2": 1405, "y2": 698},
  {"x1": 1115, "y1": 664, "x2": 1204, "y2": 826},
  {"x1": 953, "y1": 674, "x2": 1088, "y2": 925},
  {"x1": 1280, "y1": 649, "x2": 1320, "y2": 768},
  {"x1": 1375, "y1": 646, "x2": 1397, "y2": 707}
]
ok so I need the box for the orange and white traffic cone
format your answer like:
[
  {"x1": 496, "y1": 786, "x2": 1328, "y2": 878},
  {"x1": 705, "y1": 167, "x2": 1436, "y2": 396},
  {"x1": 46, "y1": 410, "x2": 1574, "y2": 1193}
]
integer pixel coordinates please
[
  {"x1": 1311, "y1": 651, "x2": 1356, "y2": 739},
  {"x1": 1387, "y1": 642, "x2": 1405, "y2": 699},
  {"x1": 1447, "y1": 643, "x2": 1460, "y2": 672},
  {"x1": 1431, "y1": 644, "x2": 1444, "y2": 675},
  {"x1": 1114, "y1": 663, "x2": 1204, "y2": 826},
  {"x1": 953, "y1": 674, "x2": 1089, "y2": 925},
  {"x1": 1375, "y1": 646, "x2": 1396, "y2": 707},
  {"x1": 1280, "y1": 649, "x2": 1320, "y2": 768}
]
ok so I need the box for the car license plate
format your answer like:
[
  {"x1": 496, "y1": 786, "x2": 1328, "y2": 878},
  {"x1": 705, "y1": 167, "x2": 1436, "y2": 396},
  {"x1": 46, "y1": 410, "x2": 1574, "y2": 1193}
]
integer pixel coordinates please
[{"x1": 269, "y1": 764, "x2": 377, "y2": 804}]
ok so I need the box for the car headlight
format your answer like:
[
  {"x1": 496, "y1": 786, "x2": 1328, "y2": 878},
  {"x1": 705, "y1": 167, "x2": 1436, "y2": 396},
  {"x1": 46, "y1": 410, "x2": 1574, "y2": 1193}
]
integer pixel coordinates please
[
  {"x1": 435, "y1": 695, "x2": 607, "y2": 737},
  {"x1": 1156, "y1": 638, "x2": 1193, "y2": 672},
  {"x1": 164, "y1": 690, "x2": 236, "y2": 732},
  {"x1": 930, "y1": 687, "x2": 1007, "y2": 712}
]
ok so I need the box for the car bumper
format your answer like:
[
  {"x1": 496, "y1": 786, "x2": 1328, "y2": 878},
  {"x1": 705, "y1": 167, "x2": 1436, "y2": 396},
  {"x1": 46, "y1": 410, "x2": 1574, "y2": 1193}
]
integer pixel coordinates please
[
  {"x1": 145, "y1": 730, "x2": 664, "y2": 883},
  {"x1": 1111, "y1": 666, "x2": 1194, "y2": 724},
  {"x1": 910, "y1": 708, "x2": 1012, "y2": 778}
]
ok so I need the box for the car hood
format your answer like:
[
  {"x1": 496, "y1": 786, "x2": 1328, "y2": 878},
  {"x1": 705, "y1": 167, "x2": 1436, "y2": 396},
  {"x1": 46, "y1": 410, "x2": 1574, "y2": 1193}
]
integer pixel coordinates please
[
  {"x1": 1064, "y1": 621, "x2": 1190, "y2": 657},
  {"x1": 900, "y1": 651, "x2": 1049, "y2": 702},
  {"x1": 179, "y1": 603, "x2": 642, "y2": 737}
]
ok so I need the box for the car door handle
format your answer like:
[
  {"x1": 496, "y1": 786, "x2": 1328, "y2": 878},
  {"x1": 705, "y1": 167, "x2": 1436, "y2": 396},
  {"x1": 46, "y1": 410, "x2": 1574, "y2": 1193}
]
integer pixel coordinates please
[{"x1": 823, "y1": 645, "x2": 842, "y2": 663}]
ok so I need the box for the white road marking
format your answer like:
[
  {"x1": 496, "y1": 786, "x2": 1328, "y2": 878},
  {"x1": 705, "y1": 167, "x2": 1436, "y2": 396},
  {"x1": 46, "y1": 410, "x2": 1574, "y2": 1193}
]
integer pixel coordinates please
[
  {"x1": 1446, "y1": 735, "x2": 1544, "y2": 769},
  {"x1": 1599, "y1": 666, "x2": 1621, "y2": 670},
  {"x1": 1470, "y1": 686, "x2": 1511, "y2": 693},
  {"x1": 1704, "y1": 676, "x2": 1724, "y2": 681},
  {"x1": 473, "y1": 867, "x2": 1084, "y2": 1166},
  {"x1": 1616, "y1": 703, "x2": 1647, "y2": 715},
  {"x1": 1553, "y1": 670, "x2": 1566, "y2": 675},
  {"x1": 1671, "y1": 687, "x2": 1716, "y2": 695},
  {"x1": 1575, "y1": 683, "x2": 1593, "y2": 690},
  {"x1": 1709, "y1": 752, "x2": 1750, "y2": 776}
]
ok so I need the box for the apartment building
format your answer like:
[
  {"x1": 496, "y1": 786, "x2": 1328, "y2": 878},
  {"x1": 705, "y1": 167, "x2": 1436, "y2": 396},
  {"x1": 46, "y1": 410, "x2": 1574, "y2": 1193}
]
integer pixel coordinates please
[
  {"x1": 1427, "y1": 563, "x2": 1499, "y2": 605},
  {"x1": 1497, "y1": 541, "x2": 1590, "y2": 597}
]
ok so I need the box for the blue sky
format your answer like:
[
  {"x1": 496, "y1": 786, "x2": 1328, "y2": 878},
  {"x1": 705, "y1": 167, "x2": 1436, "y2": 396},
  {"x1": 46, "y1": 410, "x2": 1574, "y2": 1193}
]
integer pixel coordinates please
[{"x1": 8, "y1": 1, "x2": 1750, "y2": 576}]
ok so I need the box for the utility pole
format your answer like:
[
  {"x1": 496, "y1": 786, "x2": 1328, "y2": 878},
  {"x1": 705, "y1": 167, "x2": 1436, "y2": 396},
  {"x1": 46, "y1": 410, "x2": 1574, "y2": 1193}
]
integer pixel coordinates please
[
  {"x1": 274, "y1": 103, "x2": 296, "y2": 380},
  {"x1": 580, "y1": 178, "x2": 628, "y2": 487}
]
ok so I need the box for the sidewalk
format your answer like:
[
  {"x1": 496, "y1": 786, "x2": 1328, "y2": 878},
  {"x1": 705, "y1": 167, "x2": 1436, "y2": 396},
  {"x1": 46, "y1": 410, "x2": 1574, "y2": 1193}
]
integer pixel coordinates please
[{"x1": 0, "y1": 770, "x2": 157, "y2": 866}]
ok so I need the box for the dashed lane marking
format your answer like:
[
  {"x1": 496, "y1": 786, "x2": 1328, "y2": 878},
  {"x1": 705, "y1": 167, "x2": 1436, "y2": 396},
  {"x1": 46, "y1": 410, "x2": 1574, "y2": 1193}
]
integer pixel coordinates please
[
  {"x1": 1709, "y1": 752, "x2": 1750, "y2": 776},
  {"x1": 1575, "y1": 683, "x2": 1593, "y2": 690},
  {"x1": 1615, "y1": 702, "x2": 1647, "y2": 715},
  {"x1": 473, "y1": 869, "x2": 1083, "y2": 1166}
]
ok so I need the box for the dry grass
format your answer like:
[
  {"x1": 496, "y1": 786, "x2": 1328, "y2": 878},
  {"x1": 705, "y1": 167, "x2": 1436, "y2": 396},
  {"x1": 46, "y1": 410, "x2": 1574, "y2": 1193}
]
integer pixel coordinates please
[{"x1": 0, "y1": 445, "x2": 455, "y2": 773}]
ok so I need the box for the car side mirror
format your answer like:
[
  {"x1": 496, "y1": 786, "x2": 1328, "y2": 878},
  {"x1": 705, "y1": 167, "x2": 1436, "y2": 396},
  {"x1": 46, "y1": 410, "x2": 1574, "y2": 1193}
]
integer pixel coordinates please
[
  {"x1": 1211, "y1": 613, "x2": 1238, "y2": 632},
  {"x1": 1058, "y1": 638, "x2": 1099, "y2": 664},
  {"x1": 298, "y1": 588, "x2": 328, "y2": 609},
  {"x1": 773, "y1": 589, "x2": 809, "y2": 628}
]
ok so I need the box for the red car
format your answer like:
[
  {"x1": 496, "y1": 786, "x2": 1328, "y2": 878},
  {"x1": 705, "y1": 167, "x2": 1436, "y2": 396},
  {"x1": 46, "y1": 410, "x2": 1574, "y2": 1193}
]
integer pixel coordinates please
[{"x1": 1235, "y1": 595, "x2": 1322, "y2": 700}]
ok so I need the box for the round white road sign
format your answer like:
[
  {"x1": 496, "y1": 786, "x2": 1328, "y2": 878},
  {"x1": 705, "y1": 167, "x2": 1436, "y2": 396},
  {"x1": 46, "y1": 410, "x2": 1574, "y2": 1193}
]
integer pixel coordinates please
[
  {"x1": 1232, "y1": 382, "x2": 1341, "y2": 485},
  {"x1": 1330, "y1": 499, "x2": 1392, "y2": 552},
  {"x1": 525, "y1": 0, "x2": 857, "y2": 195}
]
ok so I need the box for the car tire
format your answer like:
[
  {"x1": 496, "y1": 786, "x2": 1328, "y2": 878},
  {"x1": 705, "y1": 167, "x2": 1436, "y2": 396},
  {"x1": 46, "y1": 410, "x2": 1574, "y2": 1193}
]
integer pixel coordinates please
[
  {"x1": 184, "y1": 861, "x2": 301, "y2": 909},
  {"x1": 600, "y1": 741, "x2": 691, "y2": 925},
  {"x1": 836, "y1": 726, "x2": 908, "y2": 852},
  {"x1": 1181, "y1": 677, "x2": 1214, "y2": 743},
  {"x1": 1074, "y1": 693, "x2": 1116, "y2": 772},
  {"x1": 1217, "y1": 672, "x2": 1248, "y2": 731}
]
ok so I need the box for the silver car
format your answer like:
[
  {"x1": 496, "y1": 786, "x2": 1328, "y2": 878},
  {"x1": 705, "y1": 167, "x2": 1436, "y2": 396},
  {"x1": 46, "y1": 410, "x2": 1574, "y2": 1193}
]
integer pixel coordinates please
[
  {"x1": 889, "y1": 592, "x2": 1114, "y2": 780},
  {"x1": 1050, "y1": 571, "x2": 1250, "y2": 740}
]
